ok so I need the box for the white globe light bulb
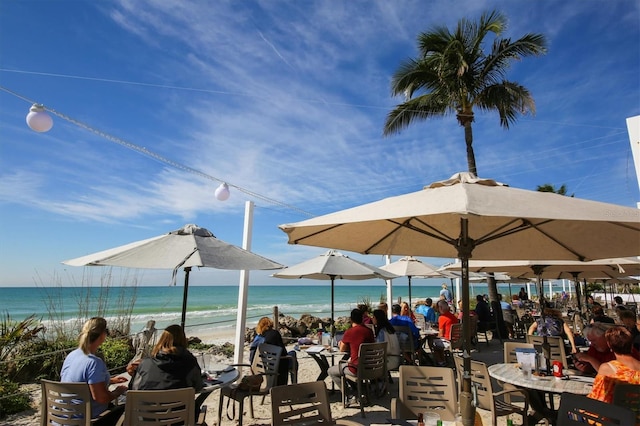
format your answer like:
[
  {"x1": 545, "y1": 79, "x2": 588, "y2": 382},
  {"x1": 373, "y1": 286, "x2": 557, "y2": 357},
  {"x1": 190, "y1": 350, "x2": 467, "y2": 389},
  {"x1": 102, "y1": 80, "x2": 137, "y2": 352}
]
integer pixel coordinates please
[
  {"x1": 26, "y1": 104, "x2": 53, "y2": 132},
  {"x1": 215, "y1": 183, "x2": 230, "y2": 201}
]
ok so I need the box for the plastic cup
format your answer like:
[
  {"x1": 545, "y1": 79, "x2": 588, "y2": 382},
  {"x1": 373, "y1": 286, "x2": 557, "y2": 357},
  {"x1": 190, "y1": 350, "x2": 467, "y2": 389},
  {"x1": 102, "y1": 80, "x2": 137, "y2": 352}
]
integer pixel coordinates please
[{"x1": 423, "y1": 411, "x2": 440, "y2": 425}]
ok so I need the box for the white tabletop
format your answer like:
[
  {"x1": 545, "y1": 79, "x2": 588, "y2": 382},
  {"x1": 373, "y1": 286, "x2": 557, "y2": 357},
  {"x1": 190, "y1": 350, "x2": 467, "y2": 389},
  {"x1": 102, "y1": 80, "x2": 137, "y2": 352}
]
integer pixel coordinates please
[
  {"x1": 488, "y1": 363, "x2": 593, "y2": 395},
  {"x1": 202, "y1": 366, "x2": 239, "y2": 391}
]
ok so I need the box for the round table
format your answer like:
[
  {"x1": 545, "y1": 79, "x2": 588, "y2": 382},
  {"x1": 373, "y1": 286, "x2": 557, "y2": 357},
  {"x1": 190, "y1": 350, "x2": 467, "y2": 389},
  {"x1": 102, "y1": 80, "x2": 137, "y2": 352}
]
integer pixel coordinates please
[{"x1": 487, "y1": 363, "x2": 593, "y2": 395}]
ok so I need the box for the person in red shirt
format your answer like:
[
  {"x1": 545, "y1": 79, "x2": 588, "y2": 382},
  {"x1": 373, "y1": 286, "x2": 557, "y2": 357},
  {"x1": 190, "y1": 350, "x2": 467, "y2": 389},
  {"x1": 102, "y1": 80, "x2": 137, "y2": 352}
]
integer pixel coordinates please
[
  {"x1": 431, "y1": 300, "x2": 459, "y2": 366},
  {"x1": 574, "y1": 323, "x2": 640, "y2": 374},
  {"x1": 328, "y1": 309, "x2": 375, "y2": 393}
]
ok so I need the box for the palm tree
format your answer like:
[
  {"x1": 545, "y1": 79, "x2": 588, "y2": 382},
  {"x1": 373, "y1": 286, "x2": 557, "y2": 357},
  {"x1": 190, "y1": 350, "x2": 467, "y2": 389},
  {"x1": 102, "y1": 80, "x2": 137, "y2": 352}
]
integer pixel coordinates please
[{"x1": 384, "y1": 10, "x2": 547, "y2": 176}]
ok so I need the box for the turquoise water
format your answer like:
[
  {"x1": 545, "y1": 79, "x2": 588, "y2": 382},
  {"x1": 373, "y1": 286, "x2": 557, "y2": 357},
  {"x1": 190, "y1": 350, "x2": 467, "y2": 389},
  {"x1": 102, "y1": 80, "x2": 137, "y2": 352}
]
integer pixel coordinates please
[{"x1": 0, "y1": 281, "x2": 568, "y2": 339}]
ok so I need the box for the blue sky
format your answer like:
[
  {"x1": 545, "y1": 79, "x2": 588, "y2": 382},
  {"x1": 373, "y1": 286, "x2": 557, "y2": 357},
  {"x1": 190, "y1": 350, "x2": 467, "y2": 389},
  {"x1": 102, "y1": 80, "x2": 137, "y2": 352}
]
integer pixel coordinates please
[{"x1": 1, "y1": 1, "x2": 638, "y2": 288}]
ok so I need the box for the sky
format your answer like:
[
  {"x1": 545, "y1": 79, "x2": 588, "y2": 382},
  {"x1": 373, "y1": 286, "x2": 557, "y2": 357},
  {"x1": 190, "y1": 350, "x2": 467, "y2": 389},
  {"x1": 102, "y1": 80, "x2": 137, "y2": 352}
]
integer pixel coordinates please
[{"x1": 0, "y1": 0, "x2": 639, "y2": 288}]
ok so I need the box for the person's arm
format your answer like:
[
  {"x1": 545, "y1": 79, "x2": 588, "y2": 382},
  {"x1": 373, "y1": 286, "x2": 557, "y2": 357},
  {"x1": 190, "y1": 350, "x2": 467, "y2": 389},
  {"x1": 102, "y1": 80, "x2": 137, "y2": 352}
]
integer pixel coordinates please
[
  {"x1": 527, "y1": 321, "x2": 537, "y2": 335},
  {"x1": 89, "y1": 382, "x2": 126, "y2": 404},
  {"x1": 563, "y1": 323, "x2": 577, "y2": 353},
  {"x1": 573, "y1": 351, "x2": 600, "y2": 373},
  {"x1": 186, "y1": 365, "x2": 204, "y2": 392}
]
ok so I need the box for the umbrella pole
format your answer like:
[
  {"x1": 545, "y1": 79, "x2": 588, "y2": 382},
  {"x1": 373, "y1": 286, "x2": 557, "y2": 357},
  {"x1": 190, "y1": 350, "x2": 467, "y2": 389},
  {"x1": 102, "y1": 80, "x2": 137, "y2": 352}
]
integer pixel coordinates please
[
  {"x1": 408, "y1": 276, "x2": 412, "y2": 308},
  {"x1": 181, "y1": 267, "x2": 191, "y2": 330},
  {"x1": 458, "y1": 218, "x2": 475, "y2": 426}
]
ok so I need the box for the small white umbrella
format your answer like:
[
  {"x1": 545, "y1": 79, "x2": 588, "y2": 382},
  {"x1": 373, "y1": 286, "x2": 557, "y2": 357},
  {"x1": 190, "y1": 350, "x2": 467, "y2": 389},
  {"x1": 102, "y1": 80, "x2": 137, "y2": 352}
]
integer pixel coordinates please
[
  {"x1": 64, "y1": 224, "x2": 283, "y2": 329},
  {"x1": 272, "y1": 249, "x2": 397, "y2": 339},
  {"x1": 379, "y1": 256, "x2": 445, "y2": 307}
]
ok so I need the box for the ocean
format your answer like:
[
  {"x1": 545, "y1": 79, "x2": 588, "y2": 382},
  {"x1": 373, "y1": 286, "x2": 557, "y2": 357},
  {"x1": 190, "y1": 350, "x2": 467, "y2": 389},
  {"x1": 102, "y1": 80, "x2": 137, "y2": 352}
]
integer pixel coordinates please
[{"x1": 0, "y1": 281, "x2": 570, "y2": 341}]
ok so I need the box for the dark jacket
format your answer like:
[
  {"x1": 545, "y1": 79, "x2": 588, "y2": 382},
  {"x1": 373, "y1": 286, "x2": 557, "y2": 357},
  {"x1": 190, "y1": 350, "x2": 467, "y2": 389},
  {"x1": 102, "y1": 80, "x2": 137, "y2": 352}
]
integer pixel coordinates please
[{"x1": 131, "y1": 347, "x2": 203, "y2": 392}]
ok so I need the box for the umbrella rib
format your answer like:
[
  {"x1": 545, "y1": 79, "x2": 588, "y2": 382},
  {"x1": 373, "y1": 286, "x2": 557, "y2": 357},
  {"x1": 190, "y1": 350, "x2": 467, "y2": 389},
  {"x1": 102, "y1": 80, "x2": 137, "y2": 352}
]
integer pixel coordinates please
[
  {"x1": 291, "y1": 224, "x2": 343, "y2": 245},
  {"x1": 363, "y1": 218, "x2": 455, "y2": 254}
]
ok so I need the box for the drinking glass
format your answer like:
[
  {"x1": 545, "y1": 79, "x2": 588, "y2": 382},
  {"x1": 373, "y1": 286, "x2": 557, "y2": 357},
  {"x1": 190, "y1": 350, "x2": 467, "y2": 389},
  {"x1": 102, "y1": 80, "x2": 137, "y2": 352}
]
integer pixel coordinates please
[{"x1": 423, "y1": 411, "x2": 440, "y2": 425}]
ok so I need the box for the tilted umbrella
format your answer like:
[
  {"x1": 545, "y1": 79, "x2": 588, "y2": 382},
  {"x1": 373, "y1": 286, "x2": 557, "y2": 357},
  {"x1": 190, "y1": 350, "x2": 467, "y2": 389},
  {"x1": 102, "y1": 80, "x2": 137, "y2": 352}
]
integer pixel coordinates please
[
  {"x1": 379, "y1": 256, "x2": 445, "y2": 307},
  {"x1": 63, "y1": 224, "x2": 283, "y2": 329},
  {"x1": 278, "y1": 172, "x2": 640, "y2": 425},
  {"x1": 271, "y1": 249, "x2": 397, "y2": 341}
]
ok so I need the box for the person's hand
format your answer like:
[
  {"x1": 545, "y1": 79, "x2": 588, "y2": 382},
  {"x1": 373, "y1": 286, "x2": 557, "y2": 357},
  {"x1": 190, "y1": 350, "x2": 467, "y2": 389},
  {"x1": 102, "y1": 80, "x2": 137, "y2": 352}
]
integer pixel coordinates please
[
  {"x1": 126, "y1": 359, "x2": 141, "y2": 375},
  {"x1": 111, "y1": 376, "x2": 128, "y2": 384},
  {"x1": 113, "y1": 385, "x2": 127, "y2": 397}
]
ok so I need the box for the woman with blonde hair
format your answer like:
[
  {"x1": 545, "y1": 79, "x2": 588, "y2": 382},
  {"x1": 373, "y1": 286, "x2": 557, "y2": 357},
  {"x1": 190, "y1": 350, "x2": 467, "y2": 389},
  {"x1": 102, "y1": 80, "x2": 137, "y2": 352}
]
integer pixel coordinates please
[
  {"x1": 60, "y1": 317, "x2": 128, "y2": 425},
  {"x1": 129, "y1": 324, "x2": 202, "y2": 392},
  {"x1": 249, "y1": 317, "x2": 292, "y2": 385}
]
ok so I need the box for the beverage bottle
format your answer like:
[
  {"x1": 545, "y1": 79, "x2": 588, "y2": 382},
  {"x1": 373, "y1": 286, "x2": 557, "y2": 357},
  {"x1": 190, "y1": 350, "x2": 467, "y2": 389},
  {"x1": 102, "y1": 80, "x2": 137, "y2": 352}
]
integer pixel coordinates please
[
  {"x1": 417, "y1": 413, "x2": 424, "y2": 426},
  {"x1": 507, "y1": 419, "x2": 513, "y2": 426}
]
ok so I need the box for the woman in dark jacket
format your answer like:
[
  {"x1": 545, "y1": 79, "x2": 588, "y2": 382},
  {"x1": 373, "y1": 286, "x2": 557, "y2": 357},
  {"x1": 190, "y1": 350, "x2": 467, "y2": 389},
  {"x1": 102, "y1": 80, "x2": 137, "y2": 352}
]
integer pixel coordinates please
[
  {"x1": 249, "y1": 317, "x2": 294, "y2": 386},
  {"x1": 129, "y1": 324, "x2": 203, "y2": 392}
]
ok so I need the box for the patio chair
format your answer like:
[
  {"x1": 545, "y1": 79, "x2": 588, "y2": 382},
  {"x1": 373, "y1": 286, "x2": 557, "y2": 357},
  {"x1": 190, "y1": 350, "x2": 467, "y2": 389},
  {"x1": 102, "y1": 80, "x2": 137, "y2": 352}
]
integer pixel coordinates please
[
  {"x1": 453, "y1": 355, "x2": 530, "y2": 426},
  {"x1": 394, "y1": 325, "x2": 417, "y2": 365},
  {"x1": 444, "y1": 322, "x2": 463, "y2": 368},
  {"x1": 526, "y1": 335, "x2": 568, "y2": 369},
  {"x1": 118, "y1": 387, "x2": 195, "y2": 426},
  {"x1": 41, "y1": 379, "x2": 94, "y2": 426},
  {"x1": 556, "y1": 392, "x2": 635, "y2": 426},
  {"x1": 218, "y1": 342, "x2": 282, "y2": 425},
  {"x1": 341, "y1": 341, "x2": 387, "y2": 418},
  {"x1": 612, "y1": 383, "x2": 640, "y2": 425},
  {"x1": 271, "y1": 380, "x2": 363, "y2": 426},
  {"x1": 390, "y1": 365, "x2": 458, "y2": 422},
  {"x1": 502, "y1": 342, "x2": 535, "y2": 405}
]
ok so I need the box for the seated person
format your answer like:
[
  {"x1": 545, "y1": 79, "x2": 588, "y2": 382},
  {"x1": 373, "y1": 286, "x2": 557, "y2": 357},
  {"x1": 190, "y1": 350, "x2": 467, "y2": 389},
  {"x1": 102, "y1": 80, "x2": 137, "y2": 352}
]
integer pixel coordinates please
[
  {"x1": 574, "y1": 323, "x2": 620, "y2": 374},
  {"x1": 498, "y1": 294, "x2": 515, "y2": 339},
  {"x1": 613, "y1": 295, "x2": 627, "y2": 311},
  {"x1": 528, "y1": 307, "x2": 578, "y2": 354},
  {"x1": 357, "y1": 303, "x2": 373, "y2": 325},
  {"x1": 474, "y1": 294, "x2": 493, "y2": 331},
  {"x1": 372, "y1": 309, "x2": 401, "y2": 371},
  {"x1": 431, "y1": 300, "x2": 459, "y2": 366},
  {"x1": 61, "y1": 317, "x2": 128, "y2": 426},
  {"x1": 328, "y1": 309, "x2": 374, "y2": 396},
  {"x1": 129, "y1": 324, "x2": 203, "y2": 392},
  {"x1": 400, "y1": 301, "x2": 416, "y2": 323},
  {"x1": 587, "y1": 326, "x2": 640, "y2": 403},
  {"x1": 248, "y1": 317, "x2": 295, "y2": 386},
  {"x1": 389, "y1": 303, "x2": 421, "y2": 349},
  {"x1": 590, "y1": 304, "x2": 615, "y2": 324},
  {"x1": 618, "y1": 309, "x2": 640, "y2": 351},
  {"x1": 415, "y1": 297, "x2": 437, "y2": 323}
]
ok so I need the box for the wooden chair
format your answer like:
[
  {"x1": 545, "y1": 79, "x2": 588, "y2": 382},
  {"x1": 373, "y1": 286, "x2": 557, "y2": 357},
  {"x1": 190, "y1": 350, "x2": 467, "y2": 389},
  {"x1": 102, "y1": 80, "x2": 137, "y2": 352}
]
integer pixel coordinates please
[
  {"x1": 556, "y1": 392, "x2": 635, "y2": 426},
  {"x1": 612, "y1": 383, "x2": 640, "y2": 426},
  {"x1": 41, "y1": 379, "x2": 94, "y2": 426},
  {"x1": 118, "y1": 388, "x2": 195, "y2": 426},
  {"x1": 526, "y1": 335, "x2": 568, "y2": 368},
  {"x1": 444, "y1": 323, "x2": 463, "y2": 368},
  {"x1": 390, "y1": 365, "x2": 458, "y2": 422},
  {"x1": 218, "y1": 343, "x2": 282, "y2": 425},
  {"x1": 453, "y1": 355, "x2": 530, "y2": 426},
  {"x1": 341, "y1": 341, "x2": 387, "y2": 418},
  {"x1": 271, "y1": 380, "x2": 362, "y2": 426}
]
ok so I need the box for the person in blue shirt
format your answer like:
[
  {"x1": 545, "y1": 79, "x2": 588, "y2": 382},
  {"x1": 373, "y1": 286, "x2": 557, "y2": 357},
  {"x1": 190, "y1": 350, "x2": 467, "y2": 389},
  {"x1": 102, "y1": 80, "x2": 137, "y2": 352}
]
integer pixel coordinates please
[
  {"x1": 389, "y1": 303, "x2": 421, "y2": 349},
  {"x1": 415, "y1": 297, "x2": 437, "y2": 323},
  {"x1": 60, "y1": 317, "x2": 128, "y2": 425}
]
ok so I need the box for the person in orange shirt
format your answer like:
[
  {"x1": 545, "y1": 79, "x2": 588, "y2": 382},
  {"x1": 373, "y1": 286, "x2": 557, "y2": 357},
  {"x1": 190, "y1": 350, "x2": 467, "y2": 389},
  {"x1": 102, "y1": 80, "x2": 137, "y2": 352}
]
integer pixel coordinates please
[
  {"x1": 588, "y1": 326, "x2": 640, "y2": 403},
  {"x1": 431, "y1": 300, "x2": 459, "y2": 366}
]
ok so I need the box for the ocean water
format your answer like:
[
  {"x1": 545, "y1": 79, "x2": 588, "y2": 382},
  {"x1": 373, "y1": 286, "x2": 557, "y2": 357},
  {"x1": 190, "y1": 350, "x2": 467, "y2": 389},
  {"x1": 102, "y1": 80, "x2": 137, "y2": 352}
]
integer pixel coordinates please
[{"x1": 0, "y1": 281, "x2": 568, "y2": 340}]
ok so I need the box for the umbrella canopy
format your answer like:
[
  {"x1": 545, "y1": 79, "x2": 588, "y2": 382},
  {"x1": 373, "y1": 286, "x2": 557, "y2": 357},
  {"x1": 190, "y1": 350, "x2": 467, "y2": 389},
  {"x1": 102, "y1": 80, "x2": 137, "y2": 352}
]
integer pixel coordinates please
[
  {"x1": 379, "y1": 256, "x2": 444, "y2": 307},
  {"x1": 279, "y1": 172, "x2": 640, "y2": 425},
  {"x1": 64, "y1": 224, "x2": 283, "y2": 328},
  {"x1": 272, "y1": 249, "x2": 397, "y2": 338}
]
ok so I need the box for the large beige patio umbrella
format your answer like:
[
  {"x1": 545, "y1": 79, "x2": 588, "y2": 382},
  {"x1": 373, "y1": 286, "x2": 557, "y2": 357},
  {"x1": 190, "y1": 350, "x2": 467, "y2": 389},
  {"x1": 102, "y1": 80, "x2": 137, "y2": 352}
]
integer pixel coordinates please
[
  {"x1": 64, "y1": 224, "x2": 284, "y2": 329},
  {"x1": 379, "y1": 256, "x2": 445, "y2": 307},
  {"x1": 272, "y1": 249, "x2": 397, "y2": 341},
  {"x1": 278, "y1": 172, "x2": 640, "y2": 425}
]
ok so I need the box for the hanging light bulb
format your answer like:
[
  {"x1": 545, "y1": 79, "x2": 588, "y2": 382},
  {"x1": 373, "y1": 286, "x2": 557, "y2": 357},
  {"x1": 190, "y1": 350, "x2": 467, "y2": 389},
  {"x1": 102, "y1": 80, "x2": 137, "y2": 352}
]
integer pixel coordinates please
[
  {"x1": 26, "y1": 104, "x2": 53, "y2": 132},
  {"x1": 214, "y1": 182, "x2": 230, "y2": 201}
]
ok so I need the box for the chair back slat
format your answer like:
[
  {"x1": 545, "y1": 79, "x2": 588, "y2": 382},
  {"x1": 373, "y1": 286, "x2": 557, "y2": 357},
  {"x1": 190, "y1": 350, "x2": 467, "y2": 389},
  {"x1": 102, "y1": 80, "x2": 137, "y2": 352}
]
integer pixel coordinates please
[
  {"x1": 41, "y1": 379, "x2": 93, "y2": 426},
  {"x1": 503, "y1": 342, "x2": 535, "y2": 363},
  {"x1": 398, "y1": 365, "x2": 458, "y2": 421},
  {"x1": 122, "y1": 388, "x2": 195, "y2": 426},
  {"x1": 612, "y1": 383, "x2": 640, "y2": 425},
  {"x1": 526, "y1": 335, "x2": 568, "y2": 368},
  {"x1": 556, "y1": 392, "x2": 635, "y2": 426},
  {"x1": 271, "y1": 381, "x2": 332, "y2": 425}
]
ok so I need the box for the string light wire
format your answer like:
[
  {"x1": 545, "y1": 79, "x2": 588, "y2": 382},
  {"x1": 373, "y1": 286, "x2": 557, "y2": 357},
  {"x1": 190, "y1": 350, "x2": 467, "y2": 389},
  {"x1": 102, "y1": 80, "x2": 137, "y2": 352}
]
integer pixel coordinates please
[{"x1": 0, "y1": 85, "x2": 314, "y2": 218}]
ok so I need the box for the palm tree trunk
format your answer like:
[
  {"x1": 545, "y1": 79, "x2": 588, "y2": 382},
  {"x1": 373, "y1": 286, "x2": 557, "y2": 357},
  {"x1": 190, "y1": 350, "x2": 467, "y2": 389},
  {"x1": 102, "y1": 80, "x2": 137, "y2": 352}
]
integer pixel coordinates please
[{"x1": 463, "y1": 122, "x2": 477, "y2": 176}]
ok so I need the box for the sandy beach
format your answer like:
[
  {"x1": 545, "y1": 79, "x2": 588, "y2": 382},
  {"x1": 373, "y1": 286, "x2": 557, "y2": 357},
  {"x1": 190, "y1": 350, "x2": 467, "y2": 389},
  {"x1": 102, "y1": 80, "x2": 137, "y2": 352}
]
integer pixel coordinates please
[{"x1": 5, "y1": 327, "x2": 516, "y2": 426}]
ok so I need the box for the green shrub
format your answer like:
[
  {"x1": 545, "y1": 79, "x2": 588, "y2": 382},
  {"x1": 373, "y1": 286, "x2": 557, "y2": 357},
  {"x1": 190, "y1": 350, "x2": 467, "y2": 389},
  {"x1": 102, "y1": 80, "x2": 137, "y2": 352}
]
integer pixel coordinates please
[
  {"x1": 9, "y1": 338, "x2": 75, "y2": 383},
  {"x1": 99, "y1": 337, "x2": 133, "y2": 373},
  {"x1": 0, "y1": 378, "x2": 30, "y2": 418}
]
